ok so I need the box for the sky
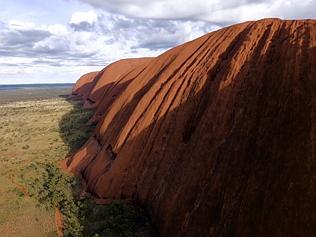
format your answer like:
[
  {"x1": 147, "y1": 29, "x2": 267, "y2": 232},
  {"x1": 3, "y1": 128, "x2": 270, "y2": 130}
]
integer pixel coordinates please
[{"x1": 0, "y1": 0, "x2": 315, "y2": 84}]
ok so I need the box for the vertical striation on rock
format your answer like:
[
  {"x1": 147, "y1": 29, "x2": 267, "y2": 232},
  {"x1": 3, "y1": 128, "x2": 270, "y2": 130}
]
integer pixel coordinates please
[{"x1": 68, "y1": 19, "x2": 316, "y2": 237}]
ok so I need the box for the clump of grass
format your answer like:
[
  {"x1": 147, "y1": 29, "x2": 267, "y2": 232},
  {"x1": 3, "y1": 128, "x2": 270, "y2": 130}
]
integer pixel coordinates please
[
  {"x1": 22, "y1": 144, "x2": 30, "y2": 149},
  {"x1": 11, "y1": 187, "x2": 25, "y2": 197}
]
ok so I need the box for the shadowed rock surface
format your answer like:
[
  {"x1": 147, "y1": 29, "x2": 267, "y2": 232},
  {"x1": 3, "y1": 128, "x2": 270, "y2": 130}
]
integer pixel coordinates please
[
  {"x1": 72, "y1": 71, "x2": 99, "y2": 99},
  {"x1": 66, "y1": 19, "x2": 316, "y2": 237}
]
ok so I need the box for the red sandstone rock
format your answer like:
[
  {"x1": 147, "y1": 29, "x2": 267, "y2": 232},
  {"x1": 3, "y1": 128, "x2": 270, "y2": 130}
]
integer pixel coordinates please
[
  {"x1": 72, "y1": 58, "x2": 153, "y2": 123},
  {"x1": 87, "y1": 58, "x2": 152, "y2": 104},
  {"x1": 72, "y1": 71, "x2": 98, "y2": 99},
  {"x1": 88, "y1": 58, "x2": 153, "y2": 122},
  {"x1": 69, "y1": 19, "x2": 316, "y2": 237}
]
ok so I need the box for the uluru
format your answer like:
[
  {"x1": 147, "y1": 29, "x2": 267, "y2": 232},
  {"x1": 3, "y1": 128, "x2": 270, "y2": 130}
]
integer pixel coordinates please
[
  {"x1": 65, "y1": 19, "x2": 316, "y2": 236},
  {"x1": 2, "y1": 0, "x2": 316, "y2": 235}
]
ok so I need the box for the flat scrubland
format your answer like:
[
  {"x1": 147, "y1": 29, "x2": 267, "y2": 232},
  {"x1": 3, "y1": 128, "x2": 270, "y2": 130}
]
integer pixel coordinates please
[
  {"x1": 0, "y1": 96, "x2": 76, "y2": 236},
  {"x1": 0, "y1": 88, "x2": 71, "y2": 105},
  {"x1": 0, "y1": 90, "x2": 152, "y2": 237}
]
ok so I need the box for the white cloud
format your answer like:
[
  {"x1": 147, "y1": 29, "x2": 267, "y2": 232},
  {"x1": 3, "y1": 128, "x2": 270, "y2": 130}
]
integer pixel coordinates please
[
  {"x1": 70, "y1": 10, "x2": 98, "y2": 24},
  {"x1": 78, "y1": 0, "x2": 316, "y2": 23},
  {"x1": 2, "y1": 0, "x2": 314, "y2": 84},
  {"x1": 9, "y1": 20, "x2": 36, "y2": 30},
  {"x1": 0, "y1": 10, "x2": 217, "y2": 67},
  {"x1": 47, "y1": 24, "x2": 68, "y2": 35},
  {"x1": 1, "y1": 9, "x2": 218, "y2": 84}
]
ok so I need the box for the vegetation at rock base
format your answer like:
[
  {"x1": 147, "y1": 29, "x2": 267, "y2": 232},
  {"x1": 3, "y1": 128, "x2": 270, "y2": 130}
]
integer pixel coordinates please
[
  {"x1": 0, "y1": 91, "x2": 151, "y2": 236},
  {"x1": 59, "y1": 103, "x2": 95, "y2": 154},
  {"x1": 27, "y1": 163, "x2": 83, "y2": 236},
  {"x1": 27, "y1": 163, "x2": 148, "y2": 237}
]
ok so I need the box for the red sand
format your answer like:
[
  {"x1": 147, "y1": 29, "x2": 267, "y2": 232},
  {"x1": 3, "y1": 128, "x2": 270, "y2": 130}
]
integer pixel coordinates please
[
  {"x1": 9, "y1": 175, "x2": 29, "y2": 197},
  {"x1": 68, "y1": 19, "x2": 316, "y2": 236},
  {"x1": 55, "y1": 208, "x2": 64, "y2": 237}
]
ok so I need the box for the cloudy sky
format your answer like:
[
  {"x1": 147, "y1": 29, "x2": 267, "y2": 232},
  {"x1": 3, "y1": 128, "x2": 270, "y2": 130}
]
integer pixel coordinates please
[{"x1": 0, "y1": 0, "x2": 315, "y2": 84}]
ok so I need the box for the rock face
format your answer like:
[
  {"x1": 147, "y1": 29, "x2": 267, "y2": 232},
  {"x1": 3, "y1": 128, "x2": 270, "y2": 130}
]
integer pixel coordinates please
[
  {"x1": 68, "y1": 19, "x2": 316, "y2": 237},
  {"x1": 72, "y1": 58, "x2": 153, "y2": 122},
  {"x1": 72, "y1": 71, "x2": 99, "y2": 99},
  {"x1": 86, "y1": 58, "x2": 152, "y2": 105}
]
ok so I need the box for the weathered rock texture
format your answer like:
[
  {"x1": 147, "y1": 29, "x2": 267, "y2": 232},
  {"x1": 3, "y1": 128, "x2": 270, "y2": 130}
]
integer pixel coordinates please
[
  {"x1": 72, "y1": 71, "x2": 99, "y2": 99},
  {"x1": 72, "y1": 58, "x2": 153, "y2": 122},
  {"x1": 67, "y1": 19, "x2": 316, "y2": 237}
]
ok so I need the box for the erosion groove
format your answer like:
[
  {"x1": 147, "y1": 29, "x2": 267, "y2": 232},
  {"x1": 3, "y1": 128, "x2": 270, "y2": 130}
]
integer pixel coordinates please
[{"x1": 67, "y1": 19, "x2": 316, "y2": 237}]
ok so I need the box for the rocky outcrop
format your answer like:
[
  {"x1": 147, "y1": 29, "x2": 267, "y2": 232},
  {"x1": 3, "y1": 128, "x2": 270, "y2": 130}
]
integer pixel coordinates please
[
  {"x1": 86, "y1": 58, "x2": 152, "y2": 106},
  {"x1": 73, "y1": 58, "x2": 153, "y2": 122},
  {"x1": 72, "y1": 71, "x2": 99, "y2": 99},
  {"x1": 69, "y1": 19, "x2": 316, "y2": 236}
]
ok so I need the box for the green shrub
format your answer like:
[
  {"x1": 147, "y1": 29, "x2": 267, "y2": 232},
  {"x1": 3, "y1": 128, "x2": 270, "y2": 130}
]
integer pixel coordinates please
[
  {"x1": 27, "y1": 163, "x2": 148, "y2": 237},
  {"x1": 11, "y1": 187, "x2": 25, "y2": 197},
  {"x1": 59, "y1": 106, "x2": 95, "y2": 154},
  {"x1": 80, "y1": 199, "x2": 148, "y2": 237},
  {"x1": 28, "y1": 164, "x2": 83, "y2": 236}
]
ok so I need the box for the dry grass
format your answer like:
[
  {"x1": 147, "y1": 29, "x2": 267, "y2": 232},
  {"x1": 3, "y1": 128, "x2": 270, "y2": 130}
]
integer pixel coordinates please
[{"x1": 0, "y1": 97, "x2": 74, "y2": 237}]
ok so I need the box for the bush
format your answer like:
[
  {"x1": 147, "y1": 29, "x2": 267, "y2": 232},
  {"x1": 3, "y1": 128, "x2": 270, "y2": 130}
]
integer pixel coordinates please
[
  {"x1": 27, "y1": 163, "x2": 148, "y2": 237},
  {"x1": 28, "y1": 164, "x2": 83, "y2": 236},
  {"x1": 11, "y1": 187, "x2": 25, "y2": 197},
  {"x1": 59, "y1": 106, "x2": 95, "y2": 154},
  {"x1": 81, "y1": 200, "x2": 148, "y2": 237}
]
